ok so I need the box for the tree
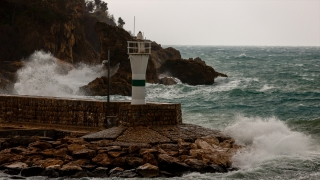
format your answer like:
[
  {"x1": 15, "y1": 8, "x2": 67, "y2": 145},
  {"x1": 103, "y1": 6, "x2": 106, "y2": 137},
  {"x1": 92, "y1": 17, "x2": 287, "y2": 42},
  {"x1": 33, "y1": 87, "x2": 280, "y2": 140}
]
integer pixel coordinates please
[
  {"x1": 100, "y1": 2, "x2": 108, "y2": 12},
  {"x1": 117, "y1": 17, "x2": 125, "y2": 28},
  {"x1": 94, "y1": 0, "x2": 101, "y2": 9},
  {"x1": 86, "y1": 1, "x2": 94, "y2": 12},
  {"x1": 110, "y1": 14, "x2": 115, "y2": 24}
]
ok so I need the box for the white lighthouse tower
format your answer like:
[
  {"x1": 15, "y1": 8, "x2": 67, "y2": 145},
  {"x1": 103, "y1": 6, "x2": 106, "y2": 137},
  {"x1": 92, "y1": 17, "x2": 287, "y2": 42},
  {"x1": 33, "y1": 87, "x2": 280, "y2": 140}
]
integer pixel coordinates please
[{"x1": 127, "y1": 31, "x2": 151, "y2": 105}]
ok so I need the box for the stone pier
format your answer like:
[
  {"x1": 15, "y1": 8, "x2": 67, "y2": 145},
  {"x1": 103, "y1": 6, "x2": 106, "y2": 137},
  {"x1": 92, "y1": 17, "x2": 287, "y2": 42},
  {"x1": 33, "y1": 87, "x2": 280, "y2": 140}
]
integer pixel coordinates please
[{"x1": 0, "y1": 95, "x2": 182, "y2": 131}]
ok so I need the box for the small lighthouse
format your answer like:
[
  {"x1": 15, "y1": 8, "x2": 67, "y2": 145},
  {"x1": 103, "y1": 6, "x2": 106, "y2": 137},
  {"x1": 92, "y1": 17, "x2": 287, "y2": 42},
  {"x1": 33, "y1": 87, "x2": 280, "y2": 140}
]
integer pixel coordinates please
[{"x1": 127, "y1": 31, "x2": 151, "y2": 105}]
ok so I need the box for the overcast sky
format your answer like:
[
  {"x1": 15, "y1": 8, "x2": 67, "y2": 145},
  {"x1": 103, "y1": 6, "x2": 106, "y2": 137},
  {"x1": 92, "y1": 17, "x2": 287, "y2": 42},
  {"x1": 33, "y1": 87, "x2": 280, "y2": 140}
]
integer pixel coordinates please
[{"x1": 106, "y1": 0, "x2": 320, "y2": 46}]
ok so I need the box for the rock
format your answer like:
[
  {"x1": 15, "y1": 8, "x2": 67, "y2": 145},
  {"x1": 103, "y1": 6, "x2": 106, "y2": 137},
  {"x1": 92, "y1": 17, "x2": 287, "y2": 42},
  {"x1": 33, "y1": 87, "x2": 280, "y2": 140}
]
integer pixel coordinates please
[
  {"x1": 55, "y1": 144, "x2": 68, "y2": 149},
  {"x1": 0, "y1": 1, "x2": 99, "y2": 64},
  {"x1": 5, "y1": 162, "x2": 28, "y2": 169},
  {"x1": 29, "y1": 141, "x2": 52, "y2": 150},
  {"x1": 41, "y1": 149, "x2": 55, "y2": 157},
  {"x1": 194, "y1": 57, "x2": 206, "y2": 65},
  {"x1": 61, "y1": 137, "x2": 88, "y2": 145},
  {"x1": 10, "y1": 147, "x2": 28, "y2": 154},
  {"x1": 3, "y1": 136, "x2": 38, "y2": 149},
  {"x1": 98, "y1": 146, "x2": 122, "y2": 152},
  {"x1": 177, "y1": 139, "x2": 191, "y2": 148},
  {"x1": 143, "y1": 153, "x2": 158, "y2": 166},
  {"x1": 207, "y1": 164, "x2": 227, "y2": 173},
  {"x1": 184, "y1": 158, "x2": 207, "y2": 172},
  {"x1": 195, "y1": 139, "x2": 215, "y2": 151},
  {"x1": 72, "y1": 149, "x2": 96, "y2": 159},
  {"x1": 59, "y1": 164, "x2": 83, "y2": 177},
  {"x1": 139, "y1": 148, "x2": 158, "y2": 156},
  {"x1": 159, "y1": 77, "x2": 177, "y2": 85},
  {"x1": 190, "y1": 149, "x2": 212, "y2": 160},
  {"x1": 150, "y1": 45, "x2": 182, "y2": 69},
  {"x1": 201, "y1": 153, "x2": 231, "y2": 167},
  {"x1": 159, "y1": 170, "x2": 174, "y2": 177},
  {"x1": 24, "y1": 155, "x2": 44, "y2": 166},
  {"x1": 109, "y1": 167, "x2": 124, "y2": 176},
  {"x1": 158, "y1": 154, "x2": 190, "y2": 172},
  {"x1": 70, "y1": 170, "x2": 92, "y2": 178},
  {"x1": 158, "y1": 58, "x2": 227, "y2": 85},
  {"x1": 220, "y1": 139, "x2": 235, "y2": 148},
  {"x1": 128, "y1": 145, "x2": 141, "y2": 153},
  {"x1": 3, "y1": 168, "x2": 20, "y2": 175},
  {"x1": 66, "y1": 159, "x2": 90, "y2": 167},
  {"x1": 67, "y1": 143, "x2": 86, "y2": 152},
  {"x1": 92, "y1": 153, "x2": 112, "y2": 166},
  {"x1": 91, "y1": 140, "x2": 112, "y2": 147},
  {"x1": 91, "y1": 167, "x2": 108, "y2": 178},
  {"x1": 111, "y1": 157, "x2": 126, "y2": 167},
  {"x1": 53, "y1": 148, "x2": 68, "y2": 158},
  {"x1": 108, "y1": 151, "x2": 125, "y2": 158},
  {"x1": 81, "y1": 164, "x2": 97, "y2": 171},
  {"x1": 0, "y1": 153, "x2": 15, "y2": 164},
  {"x1": 20, "y1": 166, "x2": 44, "y2": 177},
  {"x1": 136, "y1": 163, "x2": 159, "y2": 178},
  {"x1": 111, "y1": 169, "x2": 140, "y2": 178},
  {"x1": 39, "y1": 168, "x2": 60, "y2": 178},
  {"x1": 200, "y1": 135, "x2": 220, "y2": 146},
  {"x1": 78, "y1": 73, "x2": 131, "y2": 96},
  {"x1": 33, "y1": 158, "x2": 63, "y2": 168},
  {"x1": 125, "y1": 157, "x2": 144, "y2": 168}
]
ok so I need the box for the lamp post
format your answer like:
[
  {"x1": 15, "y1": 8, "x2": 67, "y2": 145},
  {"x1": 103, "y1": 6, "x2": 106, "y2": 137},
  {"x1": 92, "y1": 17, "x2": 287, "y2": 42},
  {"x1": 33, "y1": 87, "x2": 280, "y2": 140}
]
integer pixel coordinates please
[{"x1": 103, "y1": 50, "x2": 111, "y2": 128}]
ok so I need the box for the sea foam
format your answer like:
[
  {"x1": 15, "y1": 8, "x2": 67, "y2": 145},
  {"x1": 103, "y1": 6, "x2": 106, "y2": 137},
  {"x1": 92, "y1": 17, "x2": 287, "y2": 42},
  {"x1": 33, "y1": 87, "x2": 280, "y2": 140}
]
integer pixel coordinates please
[
  {"x1": 224, "y1": 115, "x2": 311, "y2": 169},
  {"x1": 14, "y1": 51, "x2": 107, "y2": 97}
]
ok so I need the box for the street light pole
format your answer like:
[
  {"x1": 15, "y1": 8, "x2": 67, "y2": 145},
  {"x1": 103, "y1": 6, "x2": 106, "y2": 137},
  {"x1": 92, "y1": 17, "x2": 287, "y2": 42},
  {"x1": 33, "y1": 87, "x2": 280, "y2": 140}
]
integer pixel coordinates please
[{"x1": 107, "y1": 49, "x2": 110, "y2": 117}]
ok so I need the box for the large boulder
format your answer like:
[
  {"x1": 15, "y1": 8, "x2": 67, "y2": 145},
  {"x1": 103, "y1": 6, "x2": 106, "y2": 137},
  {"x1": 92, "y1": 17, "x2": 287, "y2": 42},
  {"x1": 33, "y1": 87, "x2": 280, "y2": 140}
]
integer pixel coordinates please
[
  {"x1": 158, "y1": 58, "x2": 227, "y2": 85},
  {"x1": 159, "y1": 77, "x2": 177, "y2": 85},
  {"x1": 77, "y1": 73, "x2": 131, "y2": 96},
  {"x1": 136, "y1": 163, "x2": 159, "y2": 178}
]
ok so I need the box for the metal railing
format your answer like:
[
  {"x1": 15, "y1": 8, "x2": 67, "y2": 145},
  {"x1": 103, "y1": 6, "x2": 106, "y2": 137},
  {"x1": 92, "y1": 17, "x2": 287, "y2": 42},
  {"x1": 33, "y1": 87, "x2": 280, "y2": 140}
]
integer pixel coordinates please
[{"x1": 127, "y1": 41, "x2": 151, "y2": 54}]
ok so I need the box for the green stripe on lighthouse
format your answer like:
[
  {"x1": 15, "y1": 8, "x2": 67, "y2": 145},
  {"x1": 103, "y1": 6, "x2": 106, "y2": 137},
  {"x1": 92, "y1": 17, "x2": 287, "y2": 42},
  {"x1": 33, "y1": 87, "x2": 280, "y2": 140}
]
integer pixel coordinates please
[{"x1": 132, "y1": 80, "x2": 146, "y2": 86}]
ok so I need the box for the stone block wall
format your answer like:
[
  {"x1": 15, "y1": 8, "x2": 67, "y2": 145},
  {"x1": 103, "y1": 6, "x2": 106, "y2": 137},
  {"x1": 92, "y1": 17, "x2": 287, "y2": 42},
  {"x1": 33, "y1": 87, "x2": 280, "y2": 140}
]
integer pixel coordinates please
[
  {"x1": 0, "y1": 95, "x2": 129, "y2": 130},
  {"x1": 118, "y1": 103, "x2": 182, "y2": 126},
  {"x1": 0, "y1": 95, "x2": 182, "y2": 130}
]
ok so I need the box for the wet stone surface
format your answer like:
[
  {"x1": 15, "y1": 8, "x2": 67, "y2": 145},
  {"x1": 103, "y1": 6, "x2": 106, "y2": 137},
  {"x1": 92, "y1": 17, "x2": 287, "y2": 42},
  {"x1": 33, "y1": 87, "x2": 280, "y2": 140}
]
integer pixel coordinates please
[
  {"x1": 83, "y1": 124, "x2": 224, "y2": 144},
  {"x1": 82, "y1": 126, "x2": 127, "y2": 141}
]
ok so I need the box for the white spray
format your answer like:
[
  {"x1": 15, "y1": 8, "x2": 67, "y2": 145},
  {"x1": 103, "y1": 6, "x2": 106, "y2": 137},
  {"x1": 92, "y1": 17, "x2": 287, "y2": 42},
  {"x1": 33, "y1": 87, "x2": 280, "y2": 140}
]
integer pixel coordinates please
[
  {"x1": 14, "y1": 50, "x2": 116, "y2": 97},
  {"x1": 224, "y1": 115, "x2": 311, "y2": 170}
]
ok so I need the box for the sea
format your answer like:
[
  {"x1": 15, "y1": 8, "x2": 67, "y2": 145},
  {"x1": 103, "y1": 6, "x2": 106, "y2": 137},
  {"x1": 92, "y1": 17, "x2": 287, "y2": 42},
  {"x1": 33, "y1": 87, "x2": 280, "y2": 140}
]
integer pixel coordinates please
[{"x1": 2, "y1": 46, "x2": 320, "y2": 179}]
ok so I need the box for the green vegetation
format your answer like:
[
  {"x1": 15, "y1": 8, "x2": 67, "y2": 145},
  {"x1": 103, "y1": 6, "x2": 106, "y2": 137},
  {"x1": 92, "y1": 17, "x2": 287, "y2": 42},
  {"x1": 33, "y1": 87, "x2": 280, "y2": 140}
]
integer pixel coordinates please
[
  {"x1": 85, "y1": 0, "x2": 116, "y2": 26},
  {"x1": 117, "y1": 17, "x2": 125, "y2": 28}
]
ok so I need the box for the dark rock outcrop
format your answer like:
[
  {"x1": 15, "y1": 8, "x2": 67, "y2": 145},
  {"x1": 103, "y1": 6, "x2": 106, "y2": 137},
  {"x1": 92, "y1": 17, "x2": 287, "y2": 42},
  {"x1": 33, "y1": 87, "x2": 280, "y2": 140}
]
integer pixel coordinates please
[
  {"x1": 77, "y1": 73, "x2": 131, "y2": 96},
  {"x1": 159, "y1": 77, "x2": 177, "y2": 85},
  {"x1": 0, "y1": 0, "x2": 99, "y2": 64},
  {"x1": 159, "y1": 58, "x2": 228, "y2": 85}
]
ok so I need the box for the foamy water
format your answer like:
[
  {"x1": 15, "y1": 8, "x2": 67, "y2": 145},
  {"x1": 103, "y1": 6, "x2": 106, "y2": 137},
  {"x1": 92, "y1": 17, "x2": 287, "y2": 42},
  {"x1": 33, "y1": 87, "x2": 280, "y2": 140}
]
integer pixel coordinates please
[
  {"x1": 14, "y1": 51, "x2": 109, "y2": 97},
  {"x1": 224, "y1": 115, "x2": 311, "y2": 169}
]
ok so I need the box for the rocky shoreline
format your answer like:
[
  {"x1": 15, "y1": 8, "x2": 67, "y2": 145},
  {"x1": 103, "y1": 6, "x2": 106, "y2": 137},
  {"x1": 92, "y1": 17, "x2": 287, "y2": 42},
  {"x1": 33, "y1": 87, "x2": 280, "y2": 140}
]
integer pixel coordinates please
[{"x1": 0, "y1": 125, "x2": 242, "y2": 178}]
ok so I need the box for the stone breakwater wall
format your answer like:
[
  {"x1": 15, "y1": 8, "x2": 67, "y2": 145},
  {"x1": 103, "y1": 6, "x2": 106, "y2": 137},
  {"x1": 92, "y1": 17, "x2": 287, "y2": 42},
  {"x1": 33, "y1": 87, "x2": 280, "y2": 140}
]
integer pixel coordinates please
[{"x1": 0, "y1": 95, "x2": 182, "y2": 130}]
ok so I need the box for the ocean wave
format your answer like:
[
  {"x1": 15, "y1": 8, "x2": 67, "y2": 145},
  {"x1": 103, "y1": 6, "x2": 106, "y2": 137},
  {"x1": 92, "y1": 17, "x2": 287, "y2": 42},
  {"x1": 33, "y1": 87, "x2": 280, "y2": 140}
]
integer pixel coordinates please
[
  {"x1": 14, "y1": 51, "x2": 108, "y2": 97},
  {"x1": 235, "y1": 53, "x2": 256, "y2": 60},
  {"x1": 224, "y1": 115, "x2": 311, "y2": 169}
]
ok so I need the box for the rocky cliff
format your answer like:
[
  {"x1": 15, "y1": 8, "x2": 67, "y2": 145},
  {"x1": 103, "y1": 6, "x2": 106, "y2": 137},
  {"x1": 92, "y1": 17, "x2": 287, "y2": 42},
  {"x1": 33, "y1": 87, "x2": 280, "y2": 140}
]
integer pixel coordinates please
[{"x1": 0, "y1": 0, "x2": 99, "y2": 64}]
